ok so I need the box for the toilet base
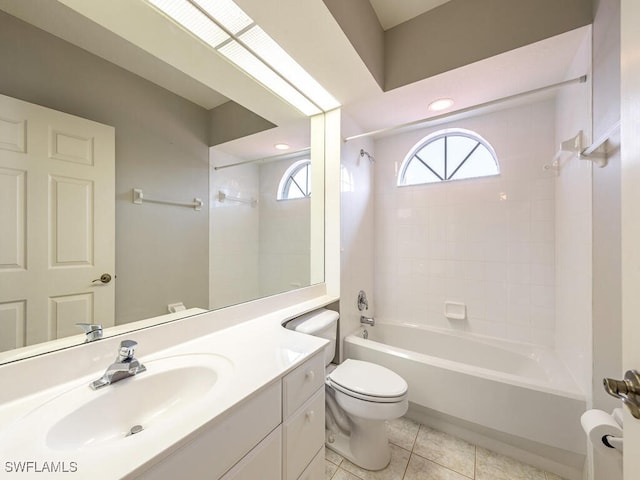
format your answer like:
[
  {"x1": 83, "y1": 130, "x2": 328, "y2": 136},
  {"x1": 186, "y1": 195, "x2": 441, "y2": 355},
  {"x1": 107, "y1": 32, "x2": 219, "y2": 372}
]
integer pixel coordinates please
[{"x1": 325, "y1": 420, "x2": 391, "y2": 471}]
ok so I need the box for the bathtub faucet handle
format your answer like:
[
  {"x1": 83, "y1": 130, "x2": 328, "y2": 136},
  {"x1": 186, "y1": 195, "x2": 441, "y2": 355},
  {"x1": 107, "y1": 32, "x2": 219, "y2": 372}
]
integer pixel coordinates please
[
  {"x1": 360, "y1": 315, "x2": 375, "y2": 326},
  {"x1": 357, "y1": 290, "x2": 369, "y2": 311}
]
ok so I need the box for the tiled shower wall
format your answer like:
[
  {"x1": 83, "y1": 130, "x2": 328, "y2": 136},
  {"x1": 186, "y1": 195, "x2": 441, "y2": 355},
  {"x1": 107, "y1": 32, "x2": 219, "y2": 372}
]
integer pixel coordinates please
[
  {"x1": 209, "y1": 153, "x2": 260, "y2": 309},
  {"x1": 373, "y1": 100, "x2": 557, "y2": 347},
  {"x1": 209, "y1": 150, "x2": 311, "y2": 309},
  {"x1": 258, "y1": 160, "x2": 311, "y2": 298},
  {"x1": 554, "y1": 32, "x2": 593, "y2": 395}
]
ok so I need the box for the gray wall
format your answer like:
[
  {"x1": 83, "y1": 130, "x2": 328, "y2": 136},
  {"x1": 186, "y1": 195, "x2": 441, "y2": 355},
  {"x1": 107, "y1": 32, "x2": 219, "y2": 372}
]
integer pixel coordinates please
[
  {"x1": 592, "y1": 0, "x2": 621, "y2": 410},
  {"x1": 322, "y1": 0, "x2": 385, "y2": 89},
  {"x1": 325, "y1": 0, "x2": 593, "y2": 91},
  {"x1": 590, "y1": 1, "x2": 621, "y2": 477},
  {"x1": 0, "y1": 11, "x2": 210, "y2": 323},
  {"x1": 209, "y1": 101, "x2": 275, "y2": 146},
  {"x1": 385, "y1": 0, "x2": 593, "y2": 90}
]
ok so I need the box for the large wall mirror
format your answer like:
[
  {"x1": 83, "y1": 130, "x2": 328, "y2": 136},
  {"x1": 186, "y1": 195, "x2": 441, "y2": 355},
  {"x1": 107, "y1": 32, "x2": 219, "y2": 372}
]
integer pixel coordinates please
[{"x1": 0, "y1": 0, "x2": 325, "y2": 364}]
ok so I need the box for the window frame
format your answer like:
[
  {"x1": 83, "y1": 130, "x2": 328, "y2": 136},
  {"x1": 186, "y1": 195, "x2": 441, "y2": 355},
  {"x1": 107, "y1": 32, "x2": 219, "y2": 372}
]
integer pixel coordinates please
[
  {"x1": 397, "y1": 128, "x2": 499, "y2": 187},
  {"x1": 277, "y1": 158, "x2": 312, "y2": 200}
]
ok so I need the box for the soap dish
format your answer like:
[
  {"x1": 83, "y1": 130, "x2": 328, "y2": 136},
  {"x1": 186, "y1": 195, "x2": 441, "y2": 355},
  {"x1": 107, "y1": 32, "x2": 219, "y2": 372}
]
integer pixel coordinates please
[{"x1": 444, "y1": 301, "x2": 466, "y2": 320}]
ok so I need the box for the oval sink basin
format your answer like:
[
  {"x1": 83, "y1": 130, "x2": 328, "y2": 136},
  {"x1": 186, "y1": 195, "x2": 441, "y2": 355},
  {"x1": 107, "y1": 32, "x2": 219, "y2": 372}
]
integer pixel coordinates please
[{"x1": 42, "y1": 353, "x2": 233, "y2": 451}]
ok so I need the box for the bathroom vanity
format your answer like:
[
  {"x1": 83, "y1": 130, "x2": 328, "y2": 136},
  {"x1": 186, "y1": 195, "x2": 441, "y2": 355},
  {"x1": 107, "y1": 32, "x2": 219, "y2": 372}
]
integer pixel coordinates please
[
  {"x1": 136, "y1": 350, "x2": 326, "y2": 480},
  {"x1": 0, "y1": 304, "x2": 331, "y2": 480}
]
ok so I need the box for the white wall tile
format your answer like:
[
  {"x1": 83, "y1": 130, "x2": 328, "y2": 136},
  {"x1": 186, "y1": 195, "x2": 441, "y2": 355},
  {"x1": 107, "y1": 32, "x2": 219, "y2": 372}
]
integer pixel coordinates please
[{"x1": 372, "y1": 100, "x2": 558, "y2": 349}]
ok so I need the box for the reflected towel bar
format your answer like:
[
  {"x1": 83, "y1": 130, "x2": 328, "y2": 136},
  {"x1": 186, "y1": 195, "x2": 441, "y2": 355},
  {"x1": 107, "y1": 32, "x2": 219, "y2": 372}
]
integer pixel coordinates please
[
  {"x1": 218, "y1": 191, "x2": 257, "y2": 207},
  {"x1": 132, "y1": 188, "x2": 203, "y2": 211}
]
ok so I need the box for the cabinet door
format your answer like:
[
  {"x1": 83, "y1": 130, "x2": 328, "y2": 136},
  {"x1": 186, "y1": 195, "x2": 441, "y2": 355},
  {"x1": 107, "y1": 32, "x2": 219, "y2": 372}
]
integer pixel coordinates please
[
  {"x1": 132, "y1": 381, "x2": 281, "y2": 480},
  {"x1": 297, "y1": 448, "x2": 324, "y2": 480},
  {"x1": 221, "y1": 426, "x2": 282, "y2": 480},
  {"x1": 283, "y1": 388, "x2": 325, "y2": 480}
]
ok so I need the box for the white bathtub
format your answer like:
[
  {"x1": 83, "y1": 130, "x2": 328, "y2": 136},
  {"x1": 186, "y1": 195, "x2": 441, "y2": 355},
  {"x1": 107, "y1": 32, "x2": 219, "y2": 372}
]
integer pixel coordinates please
[{"x1": 344, "y1": 322, "x2": 586, "y2": 456}]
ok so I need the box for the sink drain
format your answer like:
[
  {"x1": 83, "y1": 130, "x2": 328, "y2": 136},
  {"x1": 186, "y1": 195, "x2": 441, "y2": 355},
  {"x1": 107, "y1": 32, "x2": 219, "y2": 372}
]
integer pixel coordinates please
[{"x1": 126, "y1": 425, "x2": 144, "y2": 437}]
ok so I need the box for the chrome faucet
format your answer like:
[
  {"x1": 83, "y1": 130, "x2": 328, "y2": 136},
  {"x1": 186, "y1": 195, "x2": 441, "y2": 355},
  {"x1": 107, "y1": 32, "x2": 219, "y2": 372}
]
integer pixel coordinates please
[
  {"x1": 76, "y1": 323, "x2": 103, "y2": 343},
  {"x1": 90, "y1": 340, "x2": 146, "y2": 390},
  {"x1": 360, "y1": 315, "x2": 375, "y2": 326}
]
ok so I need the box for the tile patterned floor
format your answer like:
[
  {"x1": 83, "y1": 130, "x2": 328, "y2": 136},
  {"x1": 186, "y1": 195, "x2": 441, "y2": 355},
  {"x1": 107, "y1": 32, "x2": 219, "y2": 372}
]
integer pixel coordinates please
[{"x1": 325, "y1": 417, "x2": 566, "y2": 480}]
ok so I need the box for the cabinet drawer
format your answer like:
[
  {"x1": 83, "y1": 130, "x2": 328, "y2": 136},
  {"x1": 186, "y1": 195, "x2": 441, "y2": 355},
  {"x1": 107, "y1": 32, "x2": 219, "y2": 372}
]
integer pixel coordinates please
[
  {"x1": 282, "y1": 352, "x2": 324, "y2": 417},
  {"x1": 297, "y1": 447, "x2": 324, "y2": 480},
  {"x1": 220, "y1": 426, "x2": 282, "y2": 480},
  {"x1": 283, "y1": 388, "x2": 325, "y2": 480}
]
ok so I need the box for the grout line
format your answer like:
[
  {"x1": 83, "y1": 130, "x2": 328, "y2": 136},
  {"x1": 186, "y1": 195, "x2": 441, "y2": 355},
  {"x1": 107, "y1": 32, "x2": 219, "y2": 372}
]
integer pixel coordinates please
[
  {"x1": 407, "y1": 450, "x2": 474, "y2": 479},
  {"x1": 411, "y1": 425, "x2": 475, "y2": 479},
  {"x1": 474, "y1": 445, "x2": 477, "y2": 480},
  {"x1": 400, "y1": 453, "x2": 411, "y2": 480}
]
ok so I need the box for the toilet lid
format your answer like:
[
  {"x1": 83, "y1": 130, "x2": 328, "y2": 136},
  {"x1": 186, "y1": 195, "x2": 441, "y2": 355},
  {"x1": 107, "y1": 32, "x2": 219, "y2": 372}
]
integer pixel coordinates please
[{"x1": 327, "y1": 359, "x2": 407, "y2": 401}]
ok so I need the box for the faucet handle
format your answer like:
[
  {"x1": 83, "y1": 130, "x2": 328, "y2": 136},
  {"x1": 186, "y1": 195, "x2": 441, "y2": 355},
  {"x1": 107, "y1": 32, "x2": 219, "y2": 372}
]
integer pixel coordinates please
[
  {"x1": 76, "y1": 323, "x2": 103, "y2": 342},
  {"x1": 117, "y1": 340, "x2": 138, "y2": 362}
]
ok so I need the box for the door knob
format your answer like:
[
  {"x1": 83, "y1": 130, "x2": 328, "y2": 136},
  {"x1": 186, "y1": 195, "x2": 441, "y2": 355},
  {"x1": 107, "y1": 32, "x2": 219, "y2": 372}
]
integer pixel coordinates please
[
  {"x1": 92, "y1": 273, "x2": 112, "y2": 284},
  {"x1": 603, "y1": 369, "x2": 640, "y2": 419}
]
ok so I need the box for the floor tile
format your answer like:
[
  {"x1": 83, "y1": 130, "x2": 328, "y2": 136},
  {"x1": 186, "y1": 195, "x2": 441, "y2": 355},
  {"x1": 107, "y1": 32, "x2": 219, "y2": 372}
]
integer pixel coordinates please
[
  {"x1": 405, "y1": 453, "x2": 473, "y2": 480},
  {"x1": 341, "y1": 443, "x2": 411, "y2": 480},
  {"x1": 386, "y1": 417, "x2": 420, "y2": 451},
  {"x1": 331, "y1": 468, "x2": 363, "y2": 480},
  {"x1": 476, "y1": 447, "x2": 546, "y2": 480},
  {"x1": 325, "y1": 417, "x2": 567, "y2": 480},
  {"x1": 326, "y1": 446, "x2": 344, "y2": 466},
  {"x1": 413, "y1": 426, "x2": 475, "y2": 478},
  {"x1": 326, "y1": 459, "x2": 339, "y2": 479}
]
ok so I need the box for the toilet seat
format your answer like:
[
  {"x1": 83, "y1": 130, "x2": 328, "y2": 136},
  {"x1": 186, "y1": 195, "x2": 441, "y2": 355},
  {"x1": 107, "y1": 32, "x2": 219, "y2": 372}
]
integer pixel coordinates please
[{"x1": 326, "y1": 359, "x2": 408, "y2": 403}]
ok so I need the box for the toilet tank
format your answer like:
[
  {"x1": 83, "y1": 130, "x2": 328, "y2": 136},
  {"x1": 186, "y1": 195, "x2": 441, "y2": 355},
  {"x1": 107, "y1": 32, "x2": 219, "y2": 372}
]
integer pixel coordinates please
[{"x1": 285, "y1": 309, "x2": 338, "y2": 366}]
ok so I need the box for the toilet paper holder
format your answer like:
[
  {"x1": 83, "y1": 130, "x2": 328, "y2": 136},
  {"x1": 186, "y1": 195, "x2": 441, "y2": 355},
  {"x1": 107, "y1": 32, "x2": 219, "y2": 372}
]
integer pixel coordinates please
[{"x1": 603, "y1": 369, "x2": 640, "y2": 419}]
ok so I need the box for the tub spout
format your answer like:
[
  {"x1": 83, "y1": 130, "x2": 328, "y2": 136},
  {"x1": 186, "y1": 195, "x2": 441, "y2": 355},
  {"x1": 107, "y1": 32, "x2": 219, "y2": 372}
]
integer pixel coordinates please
[{"x1": 360, "y1": 315, "x2": 375, "y2": 326}]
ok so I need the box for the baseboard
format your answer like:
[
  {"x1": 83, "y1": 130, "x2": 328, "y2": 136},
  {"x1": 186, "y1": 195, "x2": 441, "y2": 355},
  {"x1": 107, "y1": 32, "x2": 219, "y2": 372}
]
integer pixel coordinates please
[{"x1": 406, "y1": 402, "x2": 586, "y2": 480}]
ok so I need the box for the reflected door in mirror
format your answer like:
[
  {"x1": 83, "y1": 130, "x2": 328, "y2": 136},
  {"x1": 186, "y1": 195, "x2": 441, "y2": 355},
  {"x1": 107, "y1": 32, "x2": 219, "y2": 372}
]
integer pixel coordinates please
[{"x1": 0, "y1": 94, "x2": 115, "y2": 352}]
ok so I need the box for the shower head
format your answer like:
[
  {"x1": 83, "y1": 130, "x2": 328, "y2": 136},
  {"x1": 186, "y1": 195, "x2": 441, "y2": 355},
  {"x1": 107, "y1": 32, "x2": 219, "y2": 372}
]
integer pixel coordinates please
[{"x1": 360, "y1": 149, "x2": 375, "y2": 163}]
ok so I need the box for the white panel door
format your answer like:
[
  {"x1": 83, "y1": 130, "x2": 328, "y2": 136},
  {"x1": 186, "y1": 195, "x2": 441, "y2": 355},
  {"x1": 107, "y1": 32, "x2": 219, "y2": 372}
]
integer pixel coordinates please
[
  {"x1": 0, "y1": 93, "x2": 115, "y2": 351},
  {"x1": 621, "y1": 1, "x2": 640, "y2": 477}
]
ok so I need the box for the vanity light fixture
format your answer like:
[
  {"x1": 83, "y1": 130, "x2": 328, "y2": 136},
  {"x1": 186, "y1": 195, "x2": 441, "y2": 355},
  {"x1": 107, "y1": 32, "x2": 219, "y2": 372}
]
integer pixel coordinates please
[
  {"x1": 274, "y1": 143, "x2": 290, "y2": 150},
  {"x1": 428, "y1": 97, "x2": 454, "y2": 112},
  {"x1": 147, "y1": 0, "x2": 340, "y2": 116}
]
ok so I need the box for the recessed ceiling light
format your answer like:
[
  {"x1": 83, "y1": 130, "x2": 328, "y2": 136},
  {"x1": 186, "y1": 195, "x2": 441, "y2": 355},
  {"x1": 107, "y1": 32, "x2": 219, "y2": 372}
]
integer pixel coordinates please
[
  {"x1": 274, "y1": 143, "x2": 290, "y2": 150},
  {"x1": 428, "y1": 98, "x2": 454, "y2": 111}
]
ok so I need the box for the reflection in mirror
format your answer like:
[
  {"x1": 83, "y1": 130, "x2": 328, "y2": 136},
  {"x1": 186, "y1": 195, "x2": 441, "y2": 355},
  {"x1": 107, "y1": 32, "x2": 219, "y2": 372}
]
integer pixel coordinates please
[
  {"x1": 0, "y1": 2, "x2": 324, "y2": 364},
  {"x1": 210, "y1": 122, "x2": 312, "y2": 308}
]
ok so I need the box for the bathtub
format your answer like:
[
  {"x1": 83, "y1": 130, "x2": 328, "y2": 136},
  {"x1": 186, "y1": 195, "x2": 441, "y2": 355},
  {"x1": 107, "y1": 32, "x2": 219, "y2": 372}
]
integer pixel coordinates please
[{"x1": 344, "y1": 323, "x2": 587, "y2": 456}]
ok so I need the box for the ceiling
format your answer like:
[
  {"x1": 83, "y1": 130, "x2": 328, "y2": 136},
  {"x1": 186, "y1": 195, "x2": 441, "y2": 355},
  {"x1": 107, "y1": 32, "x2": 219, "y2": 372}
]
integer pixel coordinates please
[
  {"x1": 343, "y1": 26, "x2": 590, "y2": 136},
  {"x1": 0, "y1": 0, "x2": 590, "y2": 149},
  {"x1": 368, "y1": 0, "x2": 453, "y2": 30}
]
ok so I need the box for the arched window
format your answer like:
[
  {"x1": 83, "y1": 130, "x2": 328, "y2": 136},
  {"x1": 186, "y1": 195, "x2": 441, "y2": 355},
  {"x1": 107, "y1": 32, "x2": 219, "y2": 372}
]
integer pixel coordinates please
[
  {"x1": 277, "y1": 159, "x2": 311, "y2": 200},
  {"x1": 398, "y1": 128, "x2": 499, "y2": 186}
]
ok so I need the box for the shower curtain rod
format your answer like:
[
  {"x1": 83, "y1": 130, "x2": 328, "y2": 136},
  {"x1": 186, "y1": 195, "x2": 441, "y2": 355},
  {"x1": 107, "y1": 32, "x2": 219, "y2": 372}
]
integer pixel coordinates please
[
  {"x1": 344, "y1": 75, "x2": 588, "y2": 142},
  {"x1": 213, "y1": 147, "x2": 311, "y2": 170}
]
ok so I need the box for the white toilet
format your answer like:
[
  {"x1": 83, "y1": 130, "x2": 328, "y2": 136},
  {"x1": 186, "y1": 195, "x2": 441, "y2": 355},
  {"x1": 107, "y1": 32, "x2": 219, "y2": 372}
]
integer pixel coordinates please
[{"x1": 286, "y1": 309, "x2": 408, "y2": 471}]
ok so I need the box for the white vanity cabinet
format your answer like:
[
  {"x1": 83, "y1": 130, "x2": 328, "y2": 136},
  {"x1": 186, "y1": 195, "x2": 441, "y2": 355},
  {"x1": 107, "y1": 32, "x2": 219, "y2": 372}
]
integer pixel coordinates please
[
  {"x1": 282, "y1": 352, "x2": 325, "y2": 480},
  {"x1": 131, "y1": 352, "x2": 325, "y2": 480},
  {"x1": 220, "y1": 426, "x2": 283, "y2": 480}
]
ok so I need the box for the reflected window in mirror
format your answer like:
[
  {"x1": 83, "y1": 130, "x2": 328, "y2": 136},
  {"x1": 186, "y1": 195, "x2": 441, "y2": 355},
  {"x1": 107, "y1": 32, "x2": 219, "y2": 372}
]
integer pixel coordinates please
[{"x1": 277, "y1": 159, "x2": 311, "y2": 200}]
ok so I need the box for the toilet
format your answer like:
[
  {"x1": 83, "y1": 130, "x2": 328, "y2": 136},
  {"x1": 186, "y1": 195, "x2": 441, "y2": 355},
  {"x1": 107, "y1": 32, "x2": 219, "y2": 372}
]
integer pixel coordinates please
[{"x1": 286, "y1": 309, "x2": 408, "y2": 471}]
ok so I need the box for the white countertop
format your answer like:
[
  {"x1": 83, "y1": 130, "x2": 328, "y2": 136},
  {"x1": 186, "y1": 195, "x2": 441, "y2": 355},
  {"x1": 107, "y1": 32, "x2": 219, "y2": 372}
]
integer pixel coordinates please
[{"x1": 0, "y1": 309, "x2": 329, "y2": 479}]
